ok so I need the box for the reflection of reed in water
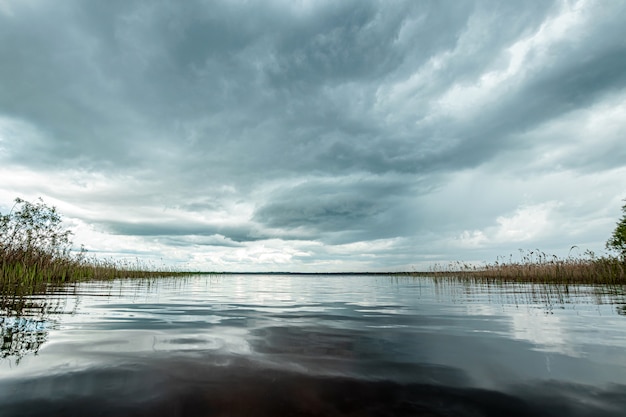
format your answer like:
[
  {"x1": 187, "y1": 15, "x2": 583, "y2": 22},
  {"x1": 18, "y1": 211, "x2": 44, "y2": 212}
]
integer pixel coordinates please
[
  {"x1": 0, "y1": 287, "x2": 67, "y2": 364},
  {"x1": 430, "y1": 276, "x2": 626, "y2": 314}
]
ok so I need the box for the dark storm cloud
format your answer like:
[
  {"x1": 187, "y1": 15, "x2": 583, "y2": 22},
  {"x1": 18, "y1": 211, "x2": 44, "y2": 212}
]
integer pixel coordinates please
[{"x1": 1, "y1": 0, "x2": 566, "y2": 177}]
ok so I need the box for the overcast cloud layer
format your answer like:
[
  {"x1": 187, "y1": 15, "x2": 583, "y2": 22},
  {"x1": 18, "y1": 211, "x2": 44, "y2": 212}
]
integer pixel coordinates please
[{"x1": 1, "y1": 0, "x2": 625, "y2": 271}]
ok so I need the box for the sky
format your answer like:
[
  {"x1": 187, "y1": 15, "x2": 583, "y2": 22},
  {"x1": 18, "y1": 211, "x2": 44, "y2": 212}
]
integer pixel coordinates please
[{"x1": 1, "y1": 0, "x2": 625, "y2": 272}]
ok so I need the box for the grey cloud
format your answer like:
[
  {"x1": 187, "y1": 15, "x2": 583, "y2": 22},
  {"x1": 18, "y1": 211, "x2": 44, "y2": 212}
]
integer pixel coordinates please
[
  {"x1": 0, "y1": 0, "x2": 572, "y2": 179},
  {"x1": 265, "y1": 2, "x2": 408, "y2": 86},
  {"x1": 256, "y1": 192, "x2": 380, "y2": 231},
  {"x1": 102, "y1": 220, "x2": 263, "y2": 243},
  {"x1": 253, "y1": 177, "x2": 420, "y2": 243},
  {"x1": 2, "y1": 1, "x2": 620, "y2": 171},
  {"x1": 157, "y1": 236, "x2": 244, "y2": 249}
]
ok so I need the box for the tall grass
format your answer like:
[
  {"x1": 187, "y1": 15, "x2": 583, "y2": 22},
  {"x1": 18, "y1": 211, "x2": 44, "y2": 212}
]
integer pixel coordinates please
[
  {"x1": 1, "y1": 250, "x2": 186, "y2": 287},
  {"x1": 427, "y1": 249, "x2": 626, "y2": 285}
]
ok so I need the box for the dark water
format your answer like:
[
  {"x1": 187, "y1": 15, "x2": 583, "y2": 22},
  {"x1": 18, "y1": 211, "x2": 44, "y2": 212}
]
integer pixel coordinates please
[{"x1": 1, "y1": 274, "x2": 626, "y2": 416}]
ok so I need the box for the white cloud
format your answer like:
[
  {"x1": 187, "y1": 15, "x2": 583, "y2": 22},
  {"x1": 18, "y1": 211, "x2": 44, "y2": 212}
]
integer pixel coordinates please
[
  {"x1": 457, "y1": 202, "x2": 558, "y2": 249},
  {"x1": 494, "y1": 202, "x2": 558, "y2": 242}
]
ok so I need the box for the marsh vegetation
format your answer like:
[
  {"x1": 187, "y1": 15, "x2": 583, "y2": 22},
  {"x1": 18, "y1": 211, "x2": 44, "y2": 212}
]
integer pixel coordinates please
[
  {"x1": 0, "y1": 198, "x2": 188, "y2": 299},
  {"x1": 427, "y1": 249, "x2": 625, "y2": 284}
]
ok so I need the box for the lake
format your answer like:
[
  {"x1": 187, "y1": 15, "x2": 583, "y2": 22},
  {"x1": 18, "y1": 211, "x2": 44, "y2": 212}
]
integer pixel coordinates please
[{"x1": 1, "y1": 274, "x2": 625, "y2": 416}]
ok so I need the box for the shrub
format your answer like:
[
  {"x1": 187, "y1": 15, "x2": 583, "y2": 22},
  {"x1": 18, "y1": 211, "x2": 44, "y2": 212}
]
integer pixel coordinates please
[
  {"x1": 606, "y1": 200, "x2": 626, "y2": 261},
  {"x1": 0, "y1": 197, "x2": 73, "y2": 263}
]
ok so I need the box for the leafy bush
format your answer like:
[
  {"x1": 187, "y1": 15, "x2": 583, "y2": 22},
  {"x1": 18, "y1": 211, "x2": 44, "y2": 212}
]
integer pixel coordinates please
[{"x1": 0, "y1": 197, "x2": 73, "y2": 263}]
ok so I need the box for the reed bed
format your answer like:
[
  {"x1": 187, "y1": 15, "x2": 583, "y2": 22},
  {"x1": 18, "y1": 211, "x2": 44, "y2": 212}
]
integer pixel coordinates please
[
  {"x1": 0, "y1": 249, "x2": 189, "y2": 301},
  {"x1": 427, "y1": 249, "x2": 626, "y2": 285},
  {"x1": 1, "y1": 198, "x2": 190, "y2": 297},
  {"x1": 1, "y1": 250, "x2": 185, "y2": 285}
]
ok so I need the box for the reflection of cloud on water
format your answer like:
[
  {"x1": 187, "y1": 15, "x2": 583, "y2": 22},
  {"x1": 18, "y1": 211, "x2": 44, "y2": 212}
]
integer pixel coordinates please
[
  {"x1": 444, "y1": 280, "x2": 626, "y2": 358},
  {"x1": 0, "y1": 316, "x2": 50, "y2": 363},
  {"x1": 508, "y1": 311, "x2": 576, "y2": 355},
  {"x1": 464, "y1": 303, "x2": 576, "y2": 356}
]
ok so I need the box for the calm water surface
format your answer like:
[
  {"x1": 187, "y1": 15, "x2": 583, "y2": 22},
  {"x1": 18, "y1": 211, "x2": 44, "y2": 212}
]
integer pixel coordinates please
[{"x1": 1, "y1": 274, "x2": 625, "y2": 416}]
